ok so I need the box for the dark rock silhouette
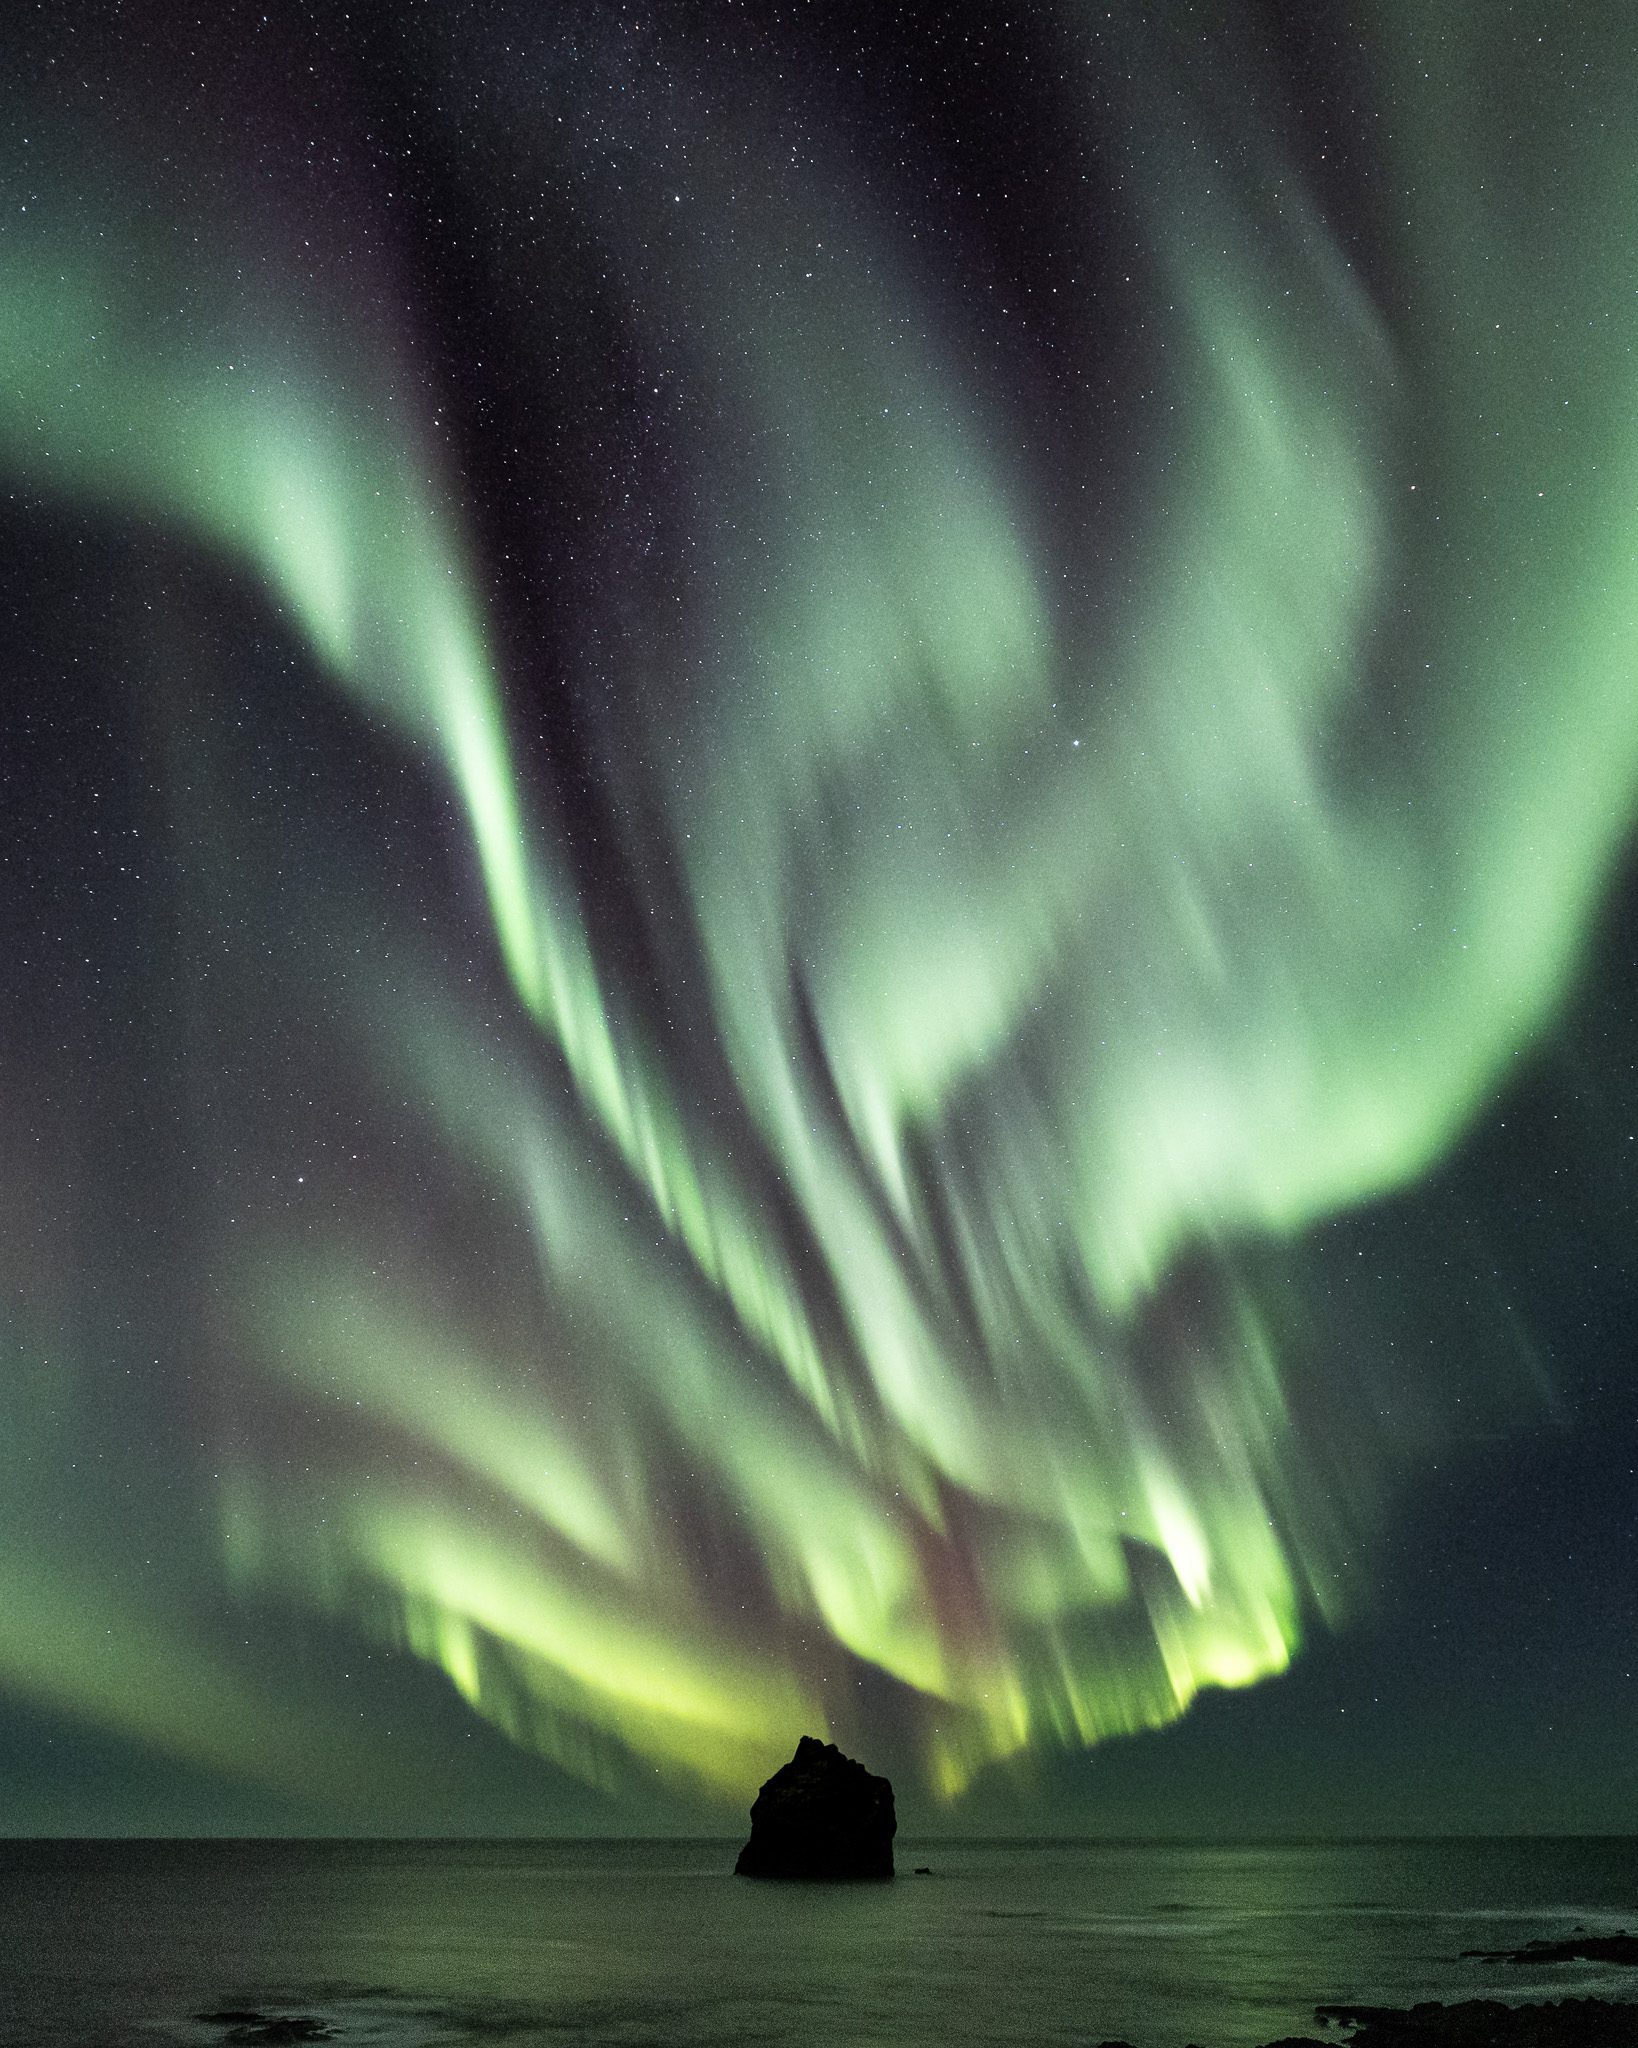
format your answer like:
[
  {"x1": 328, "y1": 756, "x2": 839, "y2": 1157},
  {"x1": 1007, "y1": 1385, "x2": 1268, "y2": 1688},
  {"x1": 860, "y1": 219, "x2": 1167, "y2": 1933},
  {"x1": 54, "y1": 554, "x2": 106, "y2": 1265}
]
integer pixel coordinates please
[
  {"x1": 734, "y1": 1735, "x2": 895, "y2": 1880},
  {"x1": 1462, "y1": 1934, "x2": 1638, "y2": 1967},
  {"x1": 195, "y1": 2017, "x2": 336, "y2": 2045},
  {"x1": 1259, "y1": 1999, "x2": 1638, "y2": 2048}
]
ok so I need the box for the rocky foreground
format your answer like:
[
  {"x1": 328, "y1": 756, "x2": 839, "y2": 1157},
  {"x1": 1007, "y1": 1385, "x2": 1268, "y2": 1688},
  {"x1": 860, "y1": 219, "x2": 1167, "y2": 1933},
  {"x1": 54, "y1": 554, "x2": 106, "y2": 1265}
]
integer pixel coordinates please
[
  {"x1": 1257, "y1": 1996, "x2": 1638, "y2": 2048},
  {"x1": 1463, "y1": 1940, "x2": 1638, "y2": 1969},
  {"x1": 1254, "y1": 1926, "x2": 1638, "y2": 2046},
  {"x1": 196, "y1": 1993, "x2": 1638, "y2": 2048}
]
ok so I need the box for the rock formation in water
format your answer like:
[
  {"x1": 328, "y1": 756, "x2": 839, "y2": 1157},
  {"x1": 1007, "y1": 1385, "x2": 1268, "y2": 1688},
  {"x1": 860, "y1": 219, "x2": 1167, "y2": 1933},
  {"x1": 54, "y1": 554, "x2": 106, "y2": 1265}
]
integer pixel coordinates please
[
  {"x1": 1461, "y1": 1934, "x2": 1638, "y2": 1967},
  {"x1": 196, "y1": 2016, "x2": 336, "y2": 2045},
  {"x1": 734, "y1": 1735, "x2": 895, "y2": 1880},
  {"x1": 1262, "y1": 1998, "x2": 1638, "y2": 2048}
]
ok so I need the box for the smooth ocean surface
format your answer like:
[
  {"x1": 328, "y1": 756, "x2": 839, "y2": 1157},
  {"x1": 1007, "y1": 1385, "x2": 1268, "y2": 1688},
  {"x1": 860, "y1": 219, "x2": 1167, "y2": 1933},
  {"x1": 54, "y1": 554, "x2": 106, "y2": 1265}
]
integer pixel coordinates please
[{"x1": 1, "y1": 1837, "x2": 1635, "y2": 2047}]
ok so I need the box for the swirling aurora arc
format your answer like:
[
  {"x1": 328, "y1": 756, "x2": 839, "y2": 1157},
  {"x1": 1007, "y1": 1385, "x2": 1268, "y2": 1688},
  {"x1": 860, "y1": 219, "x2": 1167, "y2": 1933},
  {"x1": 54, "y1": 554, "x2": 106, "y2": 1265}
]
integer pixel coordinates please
[{"x1": 1, "y1": 0, "x2": 1635, "y2": 1818}]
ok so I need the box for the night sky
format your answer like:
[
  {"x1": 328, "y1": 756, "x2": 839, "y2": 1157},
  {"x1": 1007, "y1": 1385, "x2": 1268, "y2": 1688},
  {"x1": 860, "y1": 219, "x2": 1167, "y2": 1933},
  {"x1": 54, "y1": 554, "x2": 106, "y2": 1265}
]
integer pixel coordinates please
[{"x1": 2, "y1": 0, "x2": 1636, "y2": 1838}]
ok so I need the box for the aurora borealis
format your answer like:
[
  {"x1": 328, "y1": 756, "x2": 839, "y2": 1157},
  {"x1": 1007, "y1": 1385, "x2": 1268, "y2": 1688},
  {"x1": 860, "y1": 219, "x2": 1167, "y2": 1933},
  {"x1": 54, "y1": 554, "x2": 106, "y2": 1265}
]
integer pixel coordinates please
[{"x1": 3, "y1": 0, "x2": 1637, "y2": 1835}]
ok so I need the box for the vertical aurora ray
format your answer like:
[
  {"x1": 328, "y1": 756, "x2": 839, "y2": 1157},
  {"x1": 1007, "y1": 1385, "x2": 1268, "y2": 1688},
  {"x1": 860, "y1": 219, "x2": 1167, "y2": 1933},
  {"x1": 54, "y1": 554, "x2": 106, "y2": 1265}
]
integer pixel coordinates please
[{"x1": 1, "y1": 0, "x2": 1635, "y2": 1812}]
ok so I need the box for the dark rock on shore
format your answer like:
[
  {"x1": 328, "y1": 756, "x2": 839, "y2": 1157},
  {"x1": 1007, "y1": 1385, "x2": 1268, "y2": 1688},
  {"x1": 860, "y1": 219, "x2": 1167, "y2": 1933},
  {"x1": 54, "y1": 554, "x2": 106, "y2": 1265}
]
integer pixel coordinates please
[
  {"x1": 1289, "y1": 1997, "x2": 1638, "y2": 2046},
  {"x1": 734, "y1": 1735, "x2": 895, "y2": 1880},
  {"x1": 1462, "y1": 1937, "x2": 1638, "y2": 1968},
  {"x1": 195, "y1": 2015, "x2": 336, "y2": 2045}
]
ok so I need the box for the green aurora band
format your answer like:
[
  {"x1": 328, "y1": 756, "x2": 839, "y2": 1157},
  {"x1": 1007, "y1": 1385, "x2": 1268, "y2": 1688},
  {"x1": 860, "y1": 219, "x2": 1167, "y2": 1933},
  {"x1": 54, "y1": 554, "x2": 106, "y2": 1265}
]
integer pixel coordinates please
[{"x1": 2, "y1": 2, "x2": 1636, "y2": 1810}]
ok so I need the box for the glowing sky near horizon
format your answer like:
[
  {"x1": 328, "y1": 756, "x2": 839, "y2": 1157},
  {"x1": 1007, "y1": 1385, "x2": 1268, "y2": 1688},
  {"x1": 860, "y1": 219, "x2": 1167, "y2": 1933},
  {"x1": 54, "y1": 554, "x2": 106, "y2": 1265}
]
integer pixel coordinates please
[{"x1": 1, "y1": 0, "x2": 1636, "y2": 1820}]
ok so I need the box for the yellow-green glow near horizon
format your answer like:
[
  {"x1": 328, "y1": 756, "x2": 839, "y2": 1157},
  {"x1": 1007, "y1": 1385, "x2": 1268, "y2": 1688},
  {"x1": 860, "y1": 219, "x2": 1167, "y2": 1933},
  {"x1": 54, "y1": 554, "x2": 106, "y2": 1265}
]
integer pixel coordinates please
[{"x1": 1, "y1": 0, "x2": 1636, "y2": 1812}]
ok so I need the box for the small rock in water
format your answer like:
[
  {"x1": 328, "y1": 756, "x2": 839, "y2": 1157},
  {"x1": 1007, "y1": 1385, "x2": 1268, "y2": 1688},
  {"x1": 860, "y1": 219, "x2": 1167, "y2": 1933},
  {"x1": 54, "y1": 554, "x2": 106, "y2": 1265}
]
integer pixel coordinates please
[
  {"x1": 734, "y1": 1734, "x2": 896, "y2": 1880},
  {"x1": 195, "y1": 2011, "x2": 337, "y2": 2044}
]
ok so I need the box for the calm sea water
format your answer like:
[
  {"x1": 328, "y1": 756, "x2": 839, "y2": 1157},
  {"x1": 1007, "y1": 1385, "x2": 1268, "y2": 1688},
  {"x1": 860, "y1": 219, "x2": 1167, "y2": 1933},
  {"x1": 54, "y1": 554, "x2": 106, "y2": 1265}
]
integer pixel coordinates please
[{"x1": 0, "y1": 1837, "x2": 1634, "y2": 2048}]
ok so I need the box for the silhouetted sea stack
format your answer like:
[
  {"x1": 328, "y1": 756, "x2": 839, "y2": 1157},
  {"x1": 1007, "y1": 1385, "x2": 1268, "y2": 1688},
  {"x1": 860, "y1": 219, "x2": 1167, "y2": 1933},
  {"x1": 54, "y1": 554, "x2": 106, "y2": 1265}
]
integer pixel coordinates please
[{"x1": 734, "y1": 1736, "x2": 896, "y2": 1879}]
